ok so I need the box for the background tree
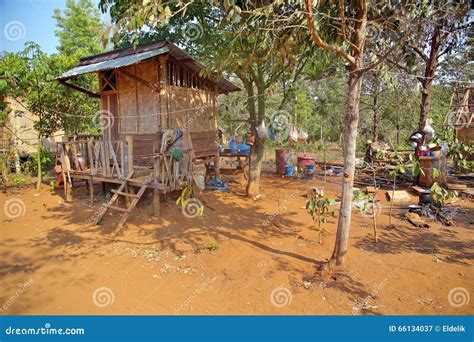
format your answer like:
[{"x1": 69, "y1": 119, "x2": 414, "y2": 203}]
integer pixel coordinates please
[
  {"x1": 299, "y1": 0, "x2": 429, "y2": 267},
  {"x1": 392, "y1": 2, "x2": 471, "y2": 131},
  {"x1": 53, "y1": 0, "x2": 104, "y2": 57},
  {"x1": 0, "y1": 0, "x2": 105, "y2": 187},
  {"x1": 53, "y1": 0, "x2": 104, "y2": 135}
]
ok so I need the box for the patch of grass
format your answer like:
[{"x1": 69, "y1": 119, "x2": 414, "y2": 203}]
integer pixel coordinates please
[
  {"x1": 205, "y1": 242, "x2": 219, "y2": 252},
  {"x1": 8, "y1": 173, "x2": 31, "y2": 186}
]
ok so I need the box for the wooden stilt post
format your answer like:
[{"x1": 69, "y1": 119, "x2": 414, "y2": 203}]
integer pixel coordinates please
[
  {"x1": 126, "y1": 135, "x2": 134, "y2": 176},
  {"x1": 89, "y1": 177, "x2": 94, "y2": 206},
  {"x1": 153, "y1": 155, "x2": 160, "y2": 217},
  {"x1": 65, "y1": 178, "x2": 73, "y2": 202},
  {"x1": 153, "y1": 189, "x2": 161, "y2": 217},
  {"x1": 214, "y1": 149, "x2": 220, "y2": 179}
]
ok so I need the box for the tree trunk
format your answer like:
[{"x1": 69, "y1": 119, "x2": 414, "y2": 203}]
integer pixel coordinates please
[
  {"x1": 36, "y1": 135, "x2": 42, "y2": 191},
  {"x1": 246, "y1": 68, "x2": 266, "y2": 199},
  {"x1": 328, "y1": 62, "x2": 364, "y2": 267},
  {"x1": 418, "y1": 26, "x2": 441, "y2": 131},
  {"x1": 371, "y1": 71, "x2": 380, "y2": 142},
  {"x1": 373, "y1": 96, "x2": 379, "y2": 142}
]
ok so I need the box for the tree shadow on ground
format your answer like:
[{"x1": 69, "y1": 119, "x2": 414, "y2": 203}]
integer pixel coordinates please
[{"x1": 353, "y1": 217, "x2": 473, "y2": 266}]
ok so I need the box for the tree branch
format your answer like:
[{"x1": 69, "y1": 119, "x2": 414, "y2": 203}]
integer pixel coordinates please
[
  {"x1": 303, "y1": 0, "x2": 355, "y2": 65},
  {"x1": 357, "y1": 33, "x2": 411, "y2": 73},
  {"x1": 410, "y1": 44, "x2": 428, "y2": 62}
]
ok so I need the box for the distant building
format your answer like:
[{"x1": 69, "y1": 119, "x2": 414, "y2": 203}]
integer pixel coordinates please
[{"x1": 1, "y1": 96, "x2": 63, "y2": 154}]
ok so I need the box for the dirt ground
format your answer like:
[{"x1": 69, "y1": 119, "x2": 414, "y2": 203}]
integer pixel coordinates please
[{"x1": 0, "y1": 172, "x2": 473, "y2": 315}]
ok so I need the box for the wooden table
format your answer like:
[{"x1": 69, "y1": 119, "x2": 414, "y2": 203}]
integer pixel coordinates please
[{"x1": 219, "y1": 150, "x2": 250, "y2": 180}]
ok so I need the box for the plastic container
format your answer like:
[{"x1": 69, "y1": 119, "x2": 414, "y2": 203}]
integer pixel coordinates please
[
  {"x1": 229, "y1": 138, "x2": 238, "y2": 153},
  {"x1": 285, "y1": 165, "x2": 294, "y2": 176},
  {"x1": 239, "y1": 142, "x2": 250, "y2": 154},
  {"x1": 305, "y1": 164, "x2": 315, "y2": 175},
  {"x1": 297, "y1": 156, "x2": 315, "y2": 173},
  {"x1": 276, "y1": 148, "x2": 292, "y2": 175}
]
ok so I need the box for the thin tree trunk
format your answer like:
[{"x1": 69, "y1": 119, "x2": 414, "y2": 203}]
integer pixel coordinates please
[
  {"x1": 328, "y1": 61, "x2": 364, "y2": 267},
  {"x1": 373, "y1": 90, "x2": 379, "y2": 142},
  {"x1": 418, "y1": 26, "x2": 441, "y2": 131},
  {"x1": 36, "y1": 134, "x2": 42, "y2": 191},
  {"x1": 14, "y1": 144, "x2": 21, "y2": 175},
  {"x1": 389, "y1": 176, "x2": 396, "y2": 225},
  {"x1": 372, "y1": 167, "x2": 378, "y2": 243},
  {"x1": 246, "y1": 67, "x2": 266, "y2": 199}
]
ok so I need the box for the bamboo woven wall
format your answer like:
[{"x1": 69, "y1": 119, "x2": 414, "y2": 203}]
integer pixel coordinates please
[
  {"x1": 167, "y1": 87, "x2": 218, "y2": 132},
  {"x1": 116, "y1": 59, "x2": 160, "y2": 134}
]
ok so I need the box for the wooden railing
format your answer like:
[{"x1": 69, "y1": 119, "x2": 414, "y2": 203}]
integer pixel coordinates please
[
  {"x1": 59, "y1": 138, "x2": 196, "y2": 191},
  {"x1": 153, "y1": 151, "x2": 193, "y2": 192},
  {"x1": 59, "y1": 139, "x2": 130, "y2": 179}
]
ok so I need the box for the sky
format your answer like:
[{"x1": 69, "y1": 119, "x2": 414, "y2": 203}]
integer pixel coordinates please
[{"x1": 0, "y1": 0, "x2": 102, "y2": 55}]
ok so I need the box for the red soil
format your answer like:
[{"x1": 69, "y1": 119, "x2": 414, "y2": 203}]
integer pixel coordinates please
[{"x1": 0, "y1": 174, "x2": 472, "y2": 315}]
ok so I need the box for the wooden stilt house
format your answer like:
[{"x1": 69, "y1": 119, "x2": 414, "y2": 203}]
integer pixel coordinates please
[{"x1": 56, "y1": 40, "x2": 239, "y2": 227}]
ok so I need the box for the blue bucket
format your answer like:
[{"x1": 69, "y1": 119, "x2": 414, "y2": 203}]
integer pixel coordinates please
[
  {"x1": 305, "y1": 164, "x2": 315, "y2": 175},
  {"x1": 285, "y1": 165, "x2": 294, "y2": 176}
]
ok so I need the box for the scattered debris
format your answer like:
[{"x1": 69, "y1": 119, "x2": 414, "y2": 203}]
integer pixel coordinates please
[
  {"x1": 405, "y1": 212, "x2": 430, "y2": 228},
  {"x1": 417, "y1": 298, "x2": 442, "y2": 309}
]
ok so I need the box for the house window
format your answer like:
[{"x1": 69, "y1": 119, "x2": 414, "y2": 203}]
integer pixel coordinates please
[
  {"x1": 166, "y1": 60, "x2": 209, "y2": 91},
  {"x1": 100, "y1": 70, "x2": 117, "y2": 92}
]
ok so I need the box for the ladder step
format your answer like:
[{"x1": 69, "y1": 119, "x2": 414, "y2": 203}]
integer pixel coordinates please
[
  {"x1": 106, "y1": 204, "x2": 131, "y2": 213},
  {"x1": 111, "y1": 189, "x2": 140, "y2": 198}
]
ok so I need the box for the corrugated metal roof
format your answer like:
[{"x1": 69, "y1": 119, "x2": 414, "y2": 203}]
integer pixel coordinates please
[
  {"x1": 56, "y1": 40, "x2": 240, "y2": 94},
  {"x1": 56, "y1": 47, "x2": 169, "y2": 80}
]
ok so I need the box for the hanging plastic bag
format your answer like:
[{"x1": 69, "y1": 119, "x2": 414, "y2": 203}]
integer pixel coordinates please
[
  {"x1": 288, "y1": 125, "x2": 299, "y2": 143},
  {"x1": 256, "y1": 120, "x2": 267, "y2": 138},
  {"x1": 298, "y1": 129, "x2": 308, "y2": 142}
]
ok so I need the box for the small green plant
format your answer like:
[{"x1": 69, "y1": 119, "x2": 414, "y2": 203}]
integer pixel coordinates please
[
  {"x1": 434, "y1": 132, "x2": 474, "y2": 173},
  {"x1": 22, "y1": 148, "x2": 55, "y2": 176},
  {"x1": 8, "y1": 173, "x2": 31, "y2": 186},
  {"x1": 447, "y1": 141, "x2": 473, "y2": 173},
  {"x1": 430, "y1": 182, "x2": 457, "y2": 207},
  {"x1": 206, "y1": 242, "x2": 219, "y2": 251},
  {"x1": 353, "y1": 189, "x2": 375, "y2": 214},
  {"x1": 306, "y1": 189, "x2": 335, "y2": 244}
]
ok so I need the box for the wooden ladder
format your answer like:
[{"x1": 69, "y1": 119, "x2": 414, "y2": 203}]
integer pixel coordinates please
[{"x1": 95, "y1": 171, "x2": 153, "y2": 230}]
